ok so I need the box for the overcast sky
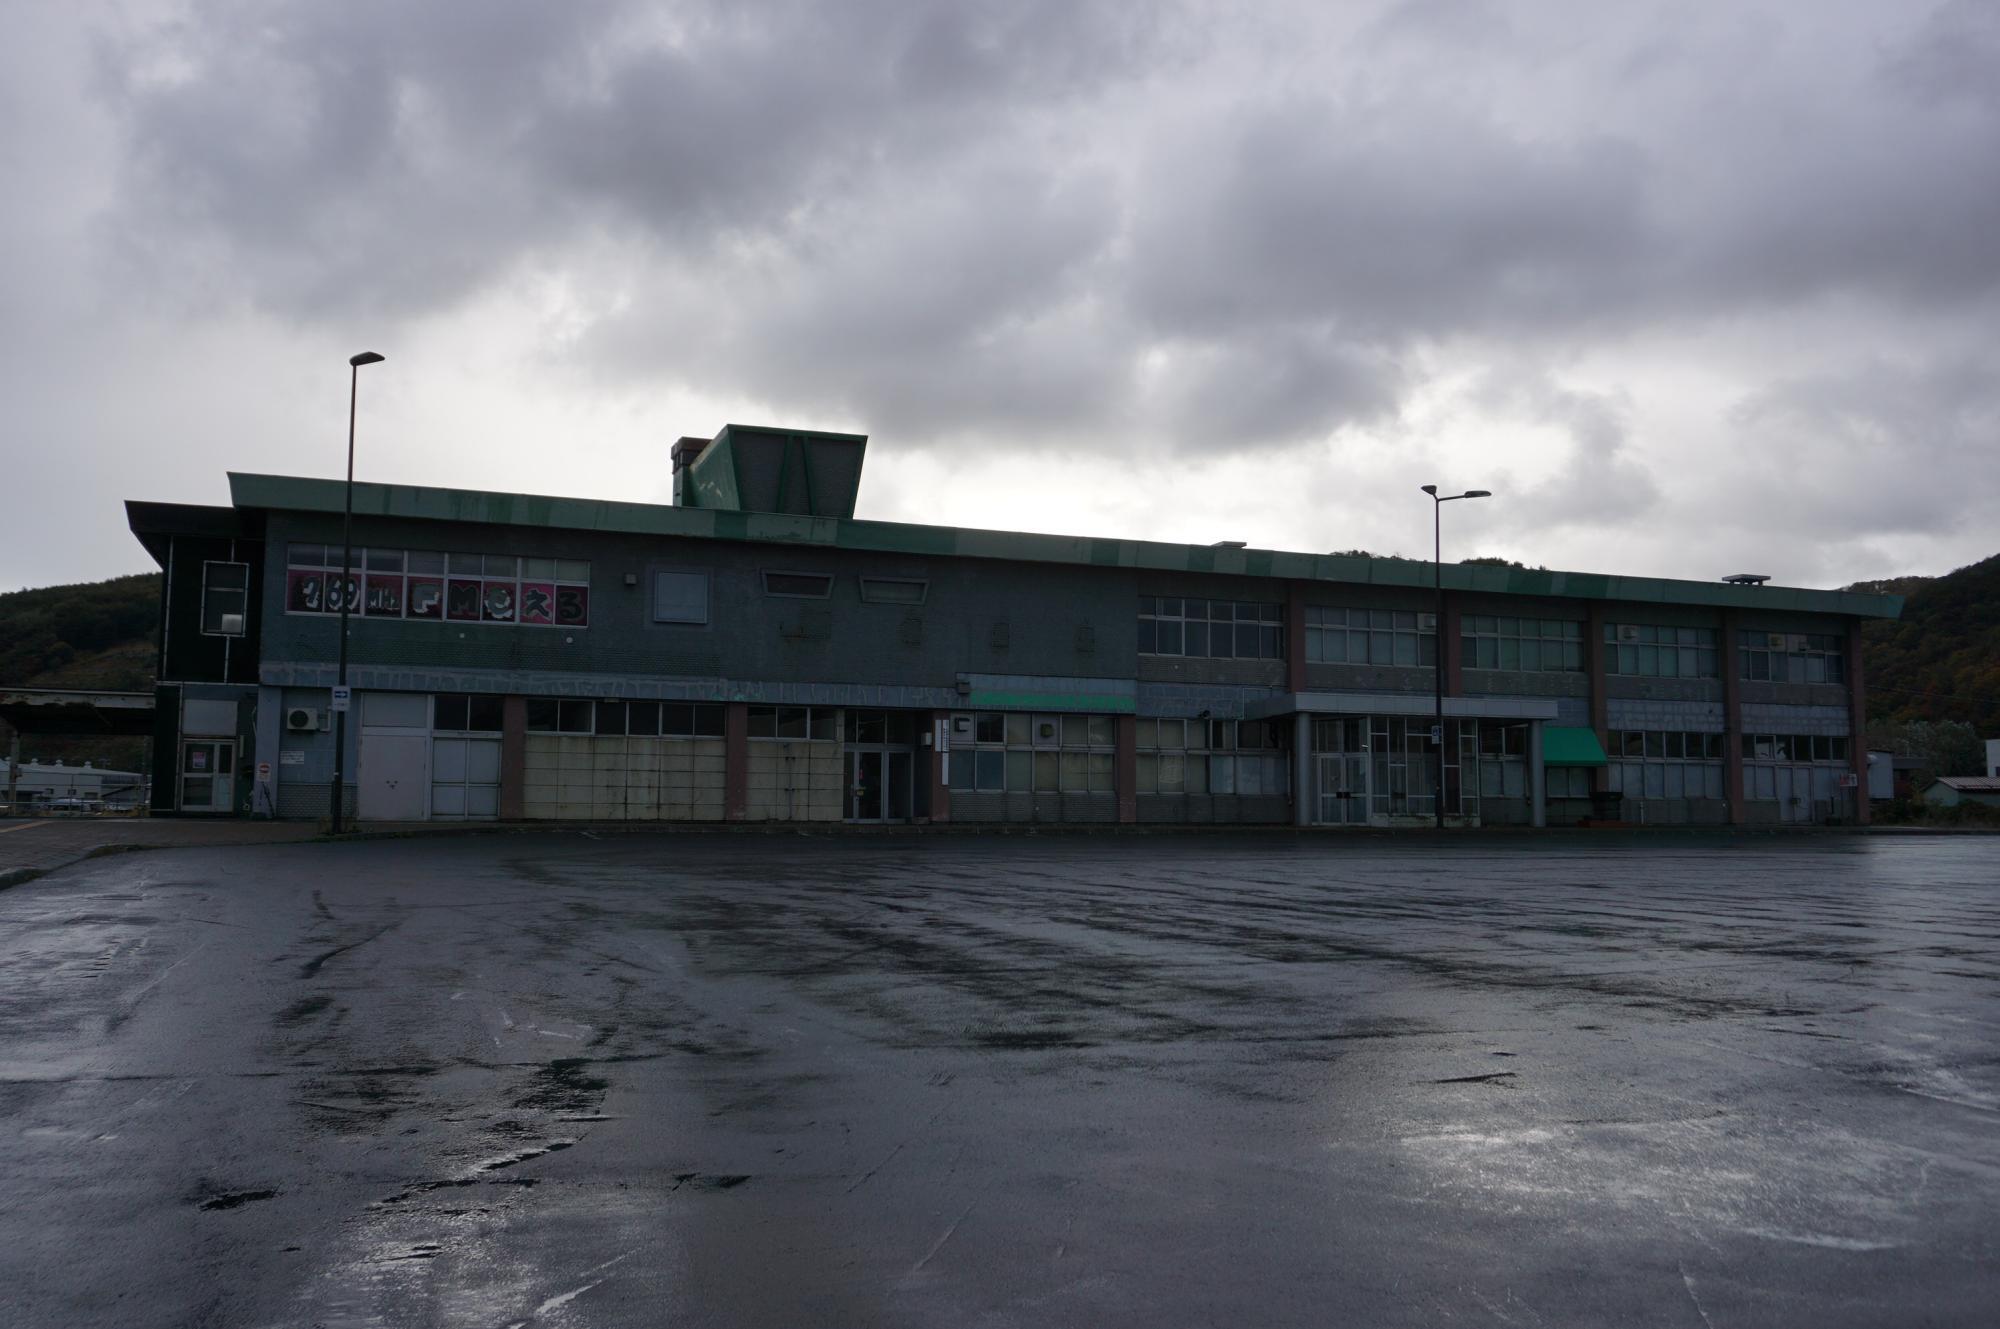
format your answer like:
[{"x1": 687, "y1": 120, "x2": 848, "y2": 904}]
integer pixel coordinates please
[{"x1": 5, "y1": 0, "x2": 1997, "y2": 594}]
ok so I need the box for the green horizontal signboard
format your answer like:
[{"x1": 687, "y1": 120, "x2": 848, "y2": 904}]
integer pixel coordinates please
[{"x1": 965, "y1": 691, "x2": 1136, "y2": 714}]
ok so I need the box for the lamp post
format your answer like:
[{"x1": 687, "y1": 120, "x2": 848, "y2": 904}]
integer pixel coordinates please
[
  {"x1": 329, "y1": 351, "x2": 385, "y2": 834},
  {"x1": 1420, "y1": 484, "x2": 1490, "y2": 830}
]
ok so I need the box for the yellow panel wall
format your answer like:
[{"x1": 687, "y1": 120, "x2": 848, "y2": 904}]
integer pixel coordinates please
[
  {"x1": 745, "y1": 740, "x2": 844, "y2": 821},
  {"x1": 522, "y1": 735, "x2": 726, "y2": 821}
]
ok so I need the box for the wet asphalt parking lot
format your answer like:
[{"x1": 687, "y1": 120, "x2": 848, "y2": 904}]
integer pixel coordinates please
[{"x1": 1, "y1": 832, "x2": 1996, "y2": 1327}]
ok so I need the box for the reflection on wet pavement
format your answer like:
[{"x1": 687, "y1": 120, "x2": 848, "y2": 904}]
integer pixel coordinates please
[{"x1": 1, "y1": 833, "x2": 1995, "y2": 1326}]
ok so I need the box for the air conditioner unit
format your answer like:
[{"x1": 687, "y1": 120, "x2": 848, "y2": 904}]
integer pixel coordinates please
[
  {"x1": 1766, "y1": 633, "x2": 1788, "y2": 650},
  {"x1": 1617, "y1": 624, "x2": 1642, "y2": 643},
  {"x1": 285, "y1": 706, "x2": 325, "y2": 733}
]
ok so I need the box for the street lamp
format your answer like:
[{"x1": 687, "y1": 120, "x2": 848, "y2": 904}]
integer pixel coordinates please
[
  {"x1": 1420, "y1": 484, "x2": 1491, "y2": 830},
  {"x1": 329, "y1": 351, "x2": 385, "y2": 833}
]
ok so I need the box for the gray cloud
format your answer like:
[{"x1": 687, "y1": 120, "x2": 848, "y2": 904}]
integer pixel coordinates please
[{"x1": 4, "y1": 0, "x2": 1999, "y2": 590}]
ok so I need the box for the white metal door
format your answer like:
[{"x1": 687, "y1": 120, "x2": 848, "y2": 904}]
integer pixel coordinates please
[{"x1": 359, "y1": 733, "x2": 430, "y2": 821}]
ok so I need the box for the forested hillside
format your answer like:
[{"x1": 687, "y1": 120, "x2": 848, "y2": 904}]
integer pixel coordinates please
[
  {"x1": 1856, "y1": 554, "x2": 2000, "y2": 733},
  {"x1": 0, "y1": 573, "x2": 159, "y2": 770}
]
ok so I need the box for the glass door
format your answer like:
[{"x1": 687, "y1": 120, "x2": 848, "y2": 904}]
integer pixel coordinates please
[
  {"x1": 886, "y1": 751, "x2": 913, "y2": 821},
  {"x1": 1316, "y1": 752, "x2": 1369, "y2": 825},
  {"x1": 179, "y1": 740, "x2": 234, "y2": 813},
  {"x1": 849, "y1": 750, "x2": 884, "y2": 821}
]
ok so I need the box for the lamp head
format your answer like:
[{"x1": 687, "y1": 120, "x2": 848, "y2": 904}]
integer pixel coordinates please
[
  {"x1": 1464, "y1": 489, "x2": 1492, "y2": 499},
  {"x1": 349, "y1": 351, "x2": 385, "y2": 367},
  {"x1": 1420, "y1": 484, "x2": 1439, "y2": 496}
]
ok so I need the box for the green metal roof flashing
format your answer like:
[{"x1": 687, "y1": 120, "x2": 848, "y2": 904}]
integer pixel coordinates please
[
  {"x1": 1542, "y1": 726, "x2": 1610, "y2": 767},
  {"x1": 221, "y1": 472, "x2": 1904, "y2": 620}
]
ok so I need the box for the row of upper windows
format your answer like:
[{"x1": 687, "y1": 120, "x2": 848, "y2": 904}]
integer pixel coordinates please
[{"x1": 242, "y1": 551, "x2": 1854, "y2": 677}]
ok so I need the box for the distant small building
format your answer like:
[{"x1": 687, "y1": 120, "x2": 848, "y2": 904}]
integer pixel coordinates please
[
  {"x1": 1920, "y1": 776, "x2": 2000, "y2": 809},
  {"x1": 1987, "y1": 738, "x2": 1999, "y2": 778},
  {"x1": 3, "y1": 760, "x2": 145, "y2": 809},
  {"x1": 1866, "y1": 750, "x2": 1925, "y2": 801}
]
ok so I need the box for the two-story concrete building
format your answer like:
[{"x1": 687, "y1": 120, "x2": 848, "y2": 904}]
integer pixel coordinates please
[{"x1": 125, "y1": 425, "x2": 1902, "y2": 828}]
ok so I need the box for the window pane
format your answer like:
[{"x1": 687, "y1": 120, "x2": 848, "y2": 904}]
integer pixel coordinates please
[
  {"x1": 596, "y1": 700, "x2": 627, "y2": 736},
  {"x1": 1006, "y1": 713, "x2": 1031, "y2": 745},
  {"x1": 976, "y1": 713, "x2": 1004, "y2": 744},
  {"x1": 1034, "y1": 751, "x2": 1059, "y2": 792},
  {"x1": 810, "y1": 709, "x2": 838, "y2": 741},
  {"x1": 626, "y1": 701, "x2": 660, "y2": 736},
  {"x1": 693, "y1": 705, "x2": 724, "y2": 737},
  {"x1": 526, "y1": 699, "x2": 559, "y2": 731},
  {"x1": 748, "y1": 706, "x2": 776, "y2": 739},
  {"x1": 662, "y1": 703, "x2": 694, "y2": 736},
  {"x1": 776, "y1": 707, "x2": 809, "y2": 739},
  {"x1": 559, "y1": 699, "x2": 594, "y2": 733},
  {"x1": 975, "y1": 750, "x2": 1005, "y2": 790},
  {"x1": 1006, "y1": 750, "x2": 1031, "y2": 791},
  {"x1": 434, "y1": 694, "x2": 471, "y2": 731},
  {"x1": 1186, "y1": 621, "x2": 1209, "y2": 657},
  {"x1": 1136, "y1": 618, "x2": 1157, "y2": 653},
  {"x1": 555, "y1": 560, "x2": 590, "y2": 582}
]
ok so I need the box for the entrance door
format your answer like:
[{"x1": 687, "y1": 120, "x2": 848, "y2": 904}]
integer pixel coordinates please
[
  {"x1": 1316, "y1": 752, "x2": 1370, "y2": 825},
  {"x1": 179, "y1": 741, "x2": 234, "y2": 813},
  {"x1": 849, "y1": 751, "x2": 885, "y2": 821},
  {"x1": 359, "y1": 734, "x2": 430, "y2": 821}
]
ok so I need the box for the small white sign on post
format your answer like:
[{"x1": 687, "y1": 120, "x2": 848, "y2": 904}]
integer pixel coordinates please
[
  {"x1": 1429, "y1": 723, "x2": 1443, "y2": 744},
  {"x1": 280, "y1": 750, "x2": 304, "y2": 766},
  {"x1": 256, "y1": 761, "x2": 272, "y2": 780},
  {"x1": 330, "y1": 685, "x2": 352, "y2": 713}
]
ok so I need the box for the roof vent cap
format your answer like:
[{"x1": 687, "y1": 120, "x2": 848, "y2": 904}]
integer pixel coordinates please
[{"x1": 1723, "y1": 573, "x2": 1771, "y2": 586}]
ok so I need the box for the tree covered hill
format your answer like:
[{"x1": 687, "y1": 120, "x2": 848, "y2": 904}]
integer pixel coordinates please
[
  {"x1": 1854, "y1": 553, "x2": 2000, "y2": 732},
  {"x1": 1, "y1": 573, "x2": 159, "y2": 770}
]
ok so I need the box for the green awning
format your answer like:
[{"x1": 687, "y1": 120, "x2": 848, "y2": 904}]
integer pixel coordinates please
[{"x1": 1542, "y1": 726, "x2": 1608, "y2": 767}]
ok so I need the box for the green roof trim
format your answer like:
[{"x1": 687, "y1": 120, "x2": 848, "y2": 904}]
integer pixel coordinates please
[
  {"x1": 1542, "y1": 726, "x2": 1609, "y2": 767},
  {"x1": 222, "y1": 472, "x2": 1903, "y2": 620},
  {"x1": 966, "y1": 690, "x2": 1136, "y2": 713}
]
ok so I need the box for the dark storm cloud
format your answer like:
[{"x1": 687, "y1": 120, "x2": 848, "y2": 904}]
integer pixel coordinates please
[
  {"x1": 1717, "y1": 357, "x2": 2000, "y2": 539},
  {"x1": 7, "y1": 0, "x2": 2000, "y2": 589},
  {"x1": 1123, "y1": 102, "x2": 1651, "y2": 342}
]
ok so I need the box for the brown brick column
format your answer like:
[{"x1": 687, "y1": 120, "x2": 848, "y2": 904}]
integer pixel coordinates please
[
  {"x1": 724, "y1": 701, "x2": 748, "y2": 822},
  {"x1": 1721, "y1": 611, "x2": 1746, "y2": 825},
  {"x1": 1848, "y1": 620, "x2": 1870, "y2": 825},
  {"x1": 1115, "y1": 713, "x2": 1137, "y2": 824},
  {"x1": 500, "y1": 695, "x2": 527, "y2": 820},
  {"x1": 1585, "y1": 603, "x2": 1609, "y2": 793},
  {"x1": 1286, "y1": 582, "x2": 1307, "y2": 693},
  {"x1": 1441, "y1": 597, "x2": 1464, "y2": 698},
  {"x1": 929, "y1": 709, "x2": 951, "y2": 823}
]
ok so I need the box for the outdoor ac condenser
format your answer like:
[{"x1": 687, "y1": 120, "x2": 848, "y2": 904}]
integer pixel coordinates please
[{"x1": 284, "y1": 706, "x2": 325, "y2": 733}]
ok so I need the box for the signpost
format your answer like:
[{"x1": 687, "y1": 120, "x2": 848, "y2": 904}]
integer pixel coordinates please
[{"x1": 330, "y1": 686, "x2": 352, "y2": 713}]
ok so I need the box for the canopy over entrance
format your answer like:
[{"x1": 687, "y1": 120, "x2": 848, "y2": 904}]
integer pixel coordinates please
[{"x1": 0, "y1": 688, "x2": 157, "y2": 737}]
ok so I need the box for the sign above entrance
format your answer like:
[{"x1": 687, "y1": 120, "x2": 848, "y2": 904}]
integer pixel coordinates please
[{"x1": 330, "y1": 685, "x2": 352, "y2": 712}]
